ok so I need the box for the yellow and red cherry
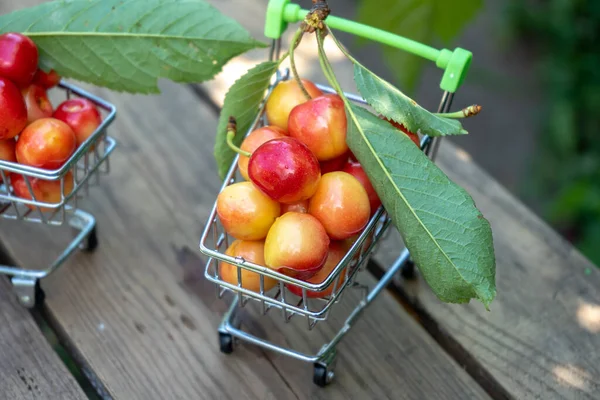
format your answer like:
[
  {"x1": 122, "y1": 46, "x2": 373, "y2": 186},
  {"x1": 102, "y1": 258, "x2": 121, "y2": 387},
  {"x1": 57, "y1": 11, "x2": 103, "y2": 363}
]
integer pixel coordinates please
[
  {"x1": 264, "y1": 212, "x2": 330, "y2": 279},
  {"x1": 286, "y1": 241, "x2": 348, "y2": 299},
  {"x1": 237, "y1": 125, "x2": 287, "y2": 180},
  {"x1": 288, "y1": 94, "x2": 348, "y2": 161},
  {"x1": 308, "y1": 171, "x2": 371, "y2": 240},
  {"x1": 216, "y1": 181, "x2": 281, "y2": 241},
  {"x1": 0, "y1": 32, "x2": 39, "y2": 88},
  {"x1": 265, "y1": 79, "x2": 323, "y2": 131},
  {"x1": 219, "y1": 240, "x2": 278, "y2": 293},
  {"x1": 248, "y1": 137, "x2": 321, "y2": 204}
]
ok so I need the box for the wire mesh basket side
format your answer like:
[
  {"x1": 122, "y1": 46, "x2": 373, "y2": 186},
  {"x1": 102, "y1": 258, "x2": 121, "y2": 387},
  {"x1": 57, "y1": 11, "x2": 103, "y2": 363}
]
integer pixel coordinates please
[
  {"x1": 199, "y1": 68, "x2": 398, "y2": 328},
  {"x1": 0, "y1": 82, "x2": 117, "y2": 225}
]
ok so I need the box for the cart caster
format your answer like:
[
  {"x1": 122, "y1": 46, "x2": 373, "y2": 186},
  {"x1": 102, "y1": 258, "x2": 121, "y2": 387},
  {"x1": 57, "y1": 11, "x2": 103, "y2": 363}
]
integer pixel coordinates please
[
  {"x1": 313, "y1": 363, "x2": 335, "y2": 387},
  {"x1": 81, "y1": 226, "x2": 98, "y2": 252},
  {"x1": 12, "y1": 278, "x2": 45, "y2": 308},
  {"x1": 219, "y1": 332, "x2": 234, "y2": 354}
]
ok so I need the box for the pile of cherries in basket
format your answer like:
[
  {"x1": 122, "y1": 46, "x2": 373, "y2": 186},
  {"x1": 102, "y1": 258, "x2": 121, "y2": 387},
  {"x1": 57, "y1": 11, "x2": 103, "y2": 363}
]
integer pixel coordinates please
[
  {"x1": 216, "y1": 78, "x2": 421, "y2": 298},
  {"x1": 0, "y1": 32, "x2": 104, "y2": 207}
]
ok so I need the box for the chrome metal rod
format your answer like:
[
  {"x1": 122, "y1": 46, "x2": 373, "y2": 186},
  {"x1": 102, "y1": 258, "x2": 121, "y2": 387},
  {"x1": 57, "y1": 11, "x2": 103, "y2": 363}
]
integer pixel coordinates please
[{"x1": 0, "y1": 209, "x2": 96, "y2": 278}]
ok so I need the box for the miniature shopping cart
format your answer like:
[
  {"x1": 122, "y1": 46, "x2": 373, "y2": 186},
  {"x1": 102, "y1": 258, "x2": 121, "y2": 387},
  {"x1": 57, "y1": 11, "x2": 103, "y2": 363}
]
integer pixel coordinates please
[
  {"x1": 0, "y1": 82, "x2": 116, "y2": 308},
  {"x1": 199, "y1": 0, "x2": 472, "y2": 387}
]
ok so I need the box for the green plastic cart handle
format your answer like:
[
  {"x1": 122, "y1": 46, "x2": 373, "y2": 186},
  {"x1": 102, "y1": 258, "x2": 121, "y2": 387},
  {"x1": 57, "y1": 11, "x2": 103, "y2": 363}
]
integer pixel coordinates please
[{"x1": 265, "y1": 0, "x2": 472, "y2": 93}]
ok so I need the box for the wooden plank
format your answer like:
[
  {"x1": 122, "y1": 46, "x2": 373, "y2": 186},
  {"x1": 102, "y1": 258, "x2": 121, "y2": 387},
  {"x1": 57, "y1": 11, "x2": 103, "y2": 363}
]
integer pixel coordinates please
[
  {"x1": 0, "y1": 1, "x2": 489, "y2": 399},
  {"x1": 0, "y1": 277, "x2": 86, "y2": 400},
  {"x1": 196, "y1": 2, "x2": 600, "y2": 398},
  {"x1": 370, "y1": 141, "x2": 600, "y2": 400},
  {"x1": 0, "y1": 78, "x2": 491, "y2": 400}
]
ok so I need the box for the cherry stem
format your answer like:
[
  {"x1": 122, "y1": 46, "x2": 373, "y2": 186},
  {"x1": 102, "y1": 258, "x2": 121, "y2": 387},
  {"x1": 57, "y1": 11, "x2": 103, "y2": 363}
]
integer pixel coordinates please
[
  {"x1": 226, "y1": 116, "x2": 251, "y2": 158},
  {"x1": 316, "y1": 29, "x2": 344, "y2": 98},
  {"x1": 289, "y1": 28, "x2": 311, "y2": 100},
  {"x1": 433, "y1": 105, "x2": 482, "y2": 119}
]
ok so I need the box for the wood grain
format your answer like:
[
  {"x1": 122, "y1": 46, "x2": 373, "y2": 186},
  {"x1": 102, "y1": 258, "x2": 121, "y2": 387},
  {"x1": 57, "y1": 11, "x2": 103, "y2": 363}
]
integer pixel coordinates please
[
  {"x1": 370, "y1": 141, "x2": 600, "y2": 400},
  {"x1": 0, "y1": 75, "x2": 491, "y2": 399},
  {"x1": 0, "y1": 277, "x2": 86, "y2": 400},
  {"x1": 191, "y1": 2, "x2": 600, "y2": 398}
]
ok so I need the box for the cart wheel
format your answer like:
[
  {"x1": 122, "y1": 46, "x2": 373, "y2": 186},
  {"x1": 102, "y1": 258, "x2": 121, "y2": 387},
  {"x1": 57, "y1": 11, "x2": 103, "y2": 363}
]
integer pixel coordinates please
[
  {"x1": 219, "y1": 332, "x2": 234, "y2": 354},
  {"x1": 82, "y1": 226, "x2": 98, "y2": 252},
  {"x1": 34, "y1": 280, "x2": 45, "y2": 307},
  {"x1": 313, "y1": 363, "x2": 334, "y2": 387}
]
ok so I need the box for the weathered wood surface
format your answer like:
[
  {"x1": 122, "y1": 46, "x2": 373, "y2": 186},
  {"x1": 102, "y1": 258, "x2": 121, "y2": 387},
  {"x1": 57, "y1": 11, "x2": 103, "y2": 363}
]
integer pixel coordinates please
[
  {"x1": 0, "y1": 79, "x2": 492, "y2": 399},
  {"x1": 196, "y1": 2, "x2": 600, "y2": 398},
  {"x1": 0, "y1": 2, "x2": 492, "y2": 397},
  {"x1": 0, "y1": 277, "x2": 86, "y2": 400},
  {"x1": 387, "y1": 143, "x2": 600, "y2": 400}
]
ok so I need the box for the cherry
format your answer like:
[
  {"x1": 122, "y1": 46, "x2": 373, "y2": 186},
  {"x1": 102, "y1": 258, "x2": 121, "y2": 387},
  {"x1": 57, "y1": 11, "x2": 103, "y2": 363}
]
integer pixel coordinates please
[
  {"x1": 308, "y1": 171, "x2": 371, "y2": 240},
  {"x1": 264, "y1": 212, "x2": 330, "y2": 279},
  {"x1": 53, "y1": 98, "x2": 102, "y2": 147},
  {"x1": 22, "y1": 84, "x2": 53, "y2": 123},
  {"x1": 342, "y1": 161, "x2": 382, "y2": 215},
  {"x1": 286, "y1": 241, "x2": 348, "y2": 298},
  {"x1": 237, "y1": 125, "x2": 286, "y2": 181},
  {"x1": 219, "y1": 240, "x2": 278, "y2": 293},
  {"x1": 11, "y1": 171, "x2": 74, "y2": 212},
  {"x1": 32, "y1": 69, "x2": 61, "y2": 89},
  {"x1": 216, "y1": 181, "x2": 281, "y2": 241},
  {"x1": 248, "y1": 136, "x2": 321, "y2": 204},
  {"x1": 15, "y1": 117, "x2": 77, "y2": 170},
  {"x1": 0, "y1": 77, "x2": 28, "y2": 140},
  {"x1": 288, "y1": 94, "x2": 348, "y2": 161},
  {"x1": 265, "y1": 79, "x2": 322, "y2": 131},
  {"x1": 0, "y1": 33, "x2": 39, "y2": 88}
]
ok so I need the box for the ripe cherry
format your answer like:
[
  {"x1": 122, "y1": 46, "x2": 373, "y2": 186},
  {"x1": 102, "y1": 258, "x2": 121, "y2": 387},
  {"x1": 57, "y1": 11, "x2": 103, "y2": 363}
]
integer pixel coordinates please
[
  {"x1": 0, "y1": 33, "x2": 39, "y2": 88},
  {"x1": 22, "y1": 84, "x2": 53, "y2": 123},
  {"x1": 286, "y1": 241, "x2": 348, "y2": 298},
  {"x1": 308, "y1": 171, "x2": 371, "y2": 240},
  {"x1": 53, "y1": 98, "x2": 102, "y2": 147},
  {"x1": 288, "y1": 94, "x2": 348, "y2": 161},
  {"x1": 342, "y1": 161, "x2": 382, "y2": 215},
  {"x1": 11, "y1": 171, "x2": 74, "y2": 212},
  {"x1": 237, "y1": 126, "x2": 286, "y2": 181},
  {"x1": 265, "y1": 79, "x2": 322, "y2": 131},
  {"x1": 219, "y1": 240, "x2": 278, "y2": 293},
  {"x1": 32, "y1": 69, "x2": 61, "y2": 89},
  {"x1": 264, "y1": 212, "x2": 330, "y2": 279},
  {"x1": 248, "y1": 137, "x2": 321, "y2": 204},
  {"x1": 15, "y1": 117, "x2": 77, "y2": 170},
  {"x1": 0, "y1": 77, "x2": 28, "y2": 140},
  {"x1": 216, "y1": 181, "x2": 281, "y2": 241}
]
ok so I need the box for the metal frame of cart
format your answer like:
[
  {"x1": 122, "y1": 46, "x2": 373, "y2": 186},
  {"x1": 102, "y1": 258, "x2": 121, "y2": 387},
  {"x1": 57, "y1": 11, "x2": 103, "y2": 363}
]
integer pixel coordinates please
[
  {"x1": 199, "y1": 0, "x2": 471, "y2": 387},
  {"x1": 0, "y1": 82, "x2": 117, "y2": 308}
]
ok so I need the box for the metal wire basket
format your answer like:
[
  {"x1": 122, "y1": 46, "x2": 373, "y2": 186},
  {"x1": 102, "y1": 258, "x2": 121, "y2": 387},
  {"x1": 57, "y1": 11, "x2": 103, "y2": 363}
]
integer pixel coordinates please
[
  {"x1": 200, "y1": 71, "x2": 394, "y2": 328},
  {"x1": 198, "y1": 0, "x2": 470, "y2": 387},
  {"x1": 0, "y1": 81, "x2": 117, "y2": 308}
]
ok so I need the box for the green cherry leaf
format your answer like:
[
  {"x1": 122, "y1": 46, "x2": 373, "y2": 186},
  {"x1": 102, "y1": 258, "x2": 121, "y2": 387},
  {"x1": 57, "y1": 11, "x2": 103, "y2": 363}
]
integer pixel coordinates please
[
  {"x1": 346, "y1": 104, "x2": 496, "y2": 308},
  {"x1": 354, "y1": 63, "x2": 468, "y2": 137},
  {"x1": 0, "y1": 0, "x2": 267, "y2": 94},
  {"x1": 214, "y1": 61, "x2": 279, "y2": 180}
]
